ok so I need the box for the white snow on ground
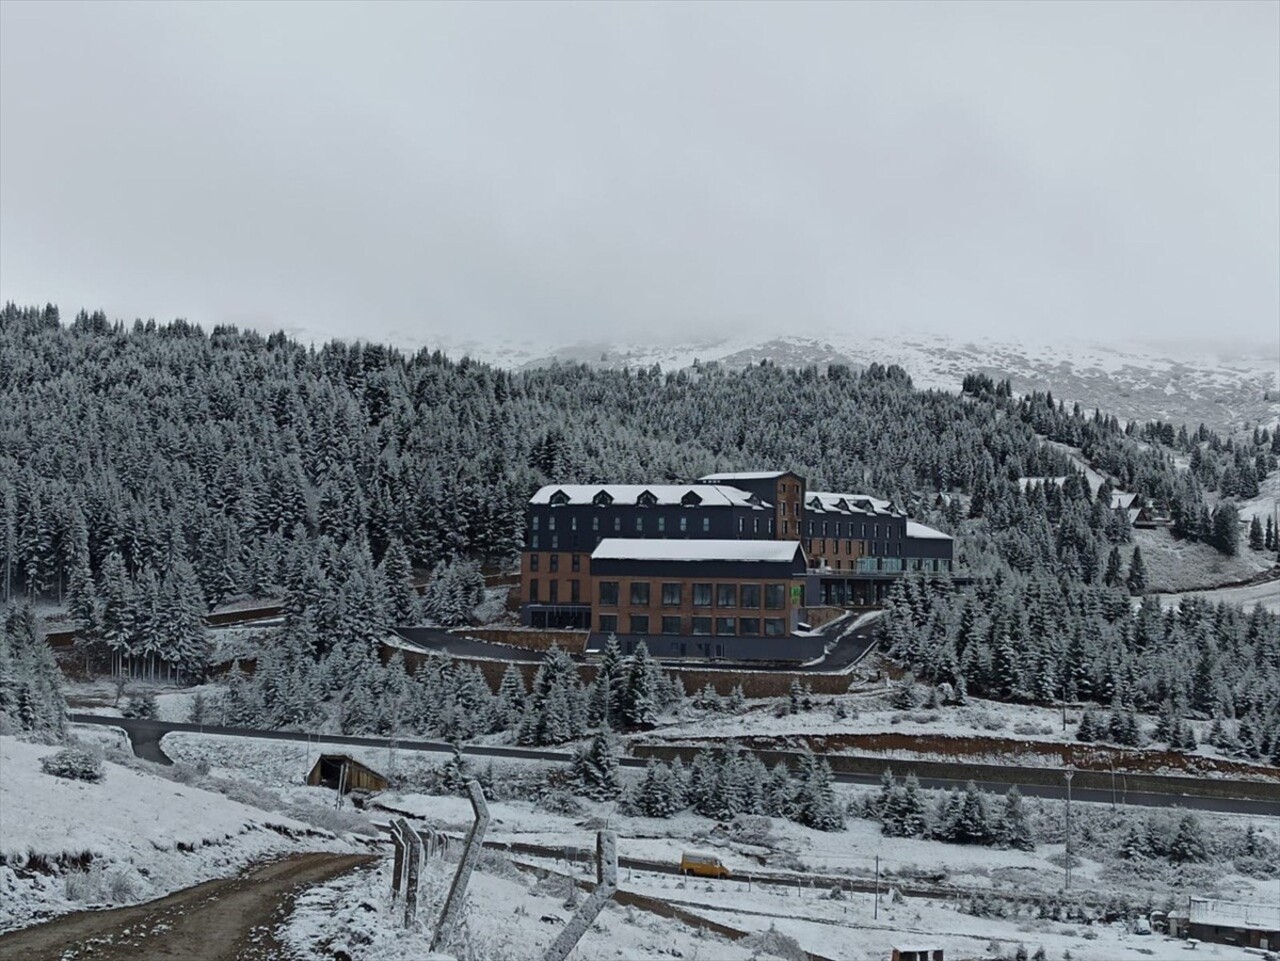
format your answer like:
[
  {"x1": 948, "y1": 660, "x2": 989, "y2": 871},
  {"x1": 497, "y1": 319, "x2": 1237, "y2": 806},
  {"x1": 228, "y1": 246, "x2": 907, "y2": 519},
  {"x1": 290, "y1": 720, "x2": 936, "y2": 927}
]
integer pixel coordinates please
[
  {"x1": 1128, "y1": 528, "x2": 1271, "y2": 593},
  {"x1": 0, "y1": 736, "x2": 358, "y2": 933},
  {"x1": 279, "y1": 851, "x2": 765, "y2": 961},
  {"x1": 1154, "y1": 578, "x2": 1280, "y2": 615}
]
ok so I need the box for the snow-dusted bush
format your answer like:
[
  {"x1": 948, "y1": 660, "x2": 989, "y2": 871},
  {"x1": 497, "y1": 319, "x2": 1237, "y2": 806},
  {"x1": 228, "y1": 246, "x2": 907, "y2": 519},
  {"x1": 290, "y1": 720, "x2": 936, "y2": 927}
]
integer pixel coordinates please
[
  {"x1": 40, "y1": 747, "x2": 104, "y2": 783},
  {"x1": 739, "y1": 924, "x2": 806, "y2": 961},
  {"x1": 64, "y1": 863, "x2": 140, "y2": 903}
]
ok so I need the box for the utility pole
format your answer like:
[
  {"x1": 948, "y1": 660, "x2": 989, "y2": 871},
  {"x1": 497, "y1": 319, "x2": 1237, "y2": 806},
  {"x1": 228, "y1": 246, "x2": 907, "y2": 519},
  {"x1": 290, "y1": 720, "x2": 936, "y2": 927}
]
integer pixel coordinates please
[{"x1": 1064, "y1": 767, "x2": 1074, "y2": 891}]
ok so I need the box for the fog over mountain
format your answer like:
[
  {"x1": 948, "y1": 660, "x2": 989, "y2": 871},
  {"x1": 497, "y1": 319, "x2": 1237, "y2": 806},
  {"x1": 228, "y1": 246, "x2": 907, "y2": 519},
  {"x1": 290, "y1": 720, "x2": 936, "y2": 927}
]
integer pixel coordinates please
[{"x1": 2, "y1": 2, "x2": 1277, "y2": 353}]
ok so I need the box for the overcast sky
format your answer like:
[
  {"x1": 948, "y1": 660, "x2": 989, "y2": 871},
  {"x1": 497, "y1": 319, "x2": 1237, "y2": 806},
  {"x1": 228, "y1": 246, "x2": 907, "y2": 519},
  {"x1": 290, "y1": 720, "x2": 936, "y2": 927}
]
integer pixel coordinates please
[{"x1": 1, "y1": 1, "x2": 1276, "y2": 350}]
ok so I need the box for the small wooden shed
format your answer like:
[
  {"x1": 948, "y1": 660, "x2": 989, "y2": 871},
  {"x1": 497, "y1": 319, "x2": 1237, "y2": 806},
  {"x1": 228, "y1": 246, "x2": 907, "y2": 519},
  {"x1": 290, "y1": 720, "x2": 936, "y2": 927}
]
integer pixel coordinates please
[
  {"x1": 891, "y1": 948, "x2": 943, "y2": 961},
  {"x1": 306, "y1": 754, "x2": 388, "y2": 794}
]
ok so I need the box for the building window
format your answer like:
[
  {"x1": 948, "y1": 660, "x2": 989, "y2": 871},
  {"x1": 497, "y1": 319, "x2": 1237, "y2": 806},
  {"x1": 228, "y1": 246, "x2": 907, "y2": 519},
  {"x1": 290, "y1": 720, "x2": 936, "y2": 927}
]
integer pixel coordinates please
[
  {"x1": 550, "y1": 534, "x2": 558, "y2": 549},
  {"x1": 658, "y1": 516, "x2": 666, "y2": 533},
  {"x1": 822, "y1": 522, "x2": 828, "y2": 536},
  {"x1": 740, "y1": 617, "x2": 760, "y2": 635},
  {"x1": 572, "y1": 554, "x2": 581, "y2": 572},
  {"x1": 807, "y1": 521, "x2": 813, "y2": 535},
  {"x1": 592, "y1": 516, "x2": 599, "y2": 531},
  {"x1": 531, "y1": 534, "x2": 540, "y2": 549},
  {"x1": 549, "y1": 581, "x2": 559, "y2": 603},
  {"x1": 834, "y1": 539, "x2": 840, "y2": 555},
  {"x1": 860, "y1": 523, "x2": 867, "y2": 538},
  {"x1": 753, "y1": 518, "x2": 759, "y2": 534},
  {"x1": 846, "y1": 540, "x2": 852, "y2": 555},
  {"x1": 614, "y1": 517, "x2": 621, "y2": 531},
  {"x1": 662, "y1": 583, "x2": 682, "y2": 607},
  {"x1": 765, "y1": 584, "x2": 786, "y2": 609},
  {"x1": 571, "y1": 516, "x2": 577, "y2": 531},
  {"x1": 764, "y1": 618, "x2": 786, "y2": 636},
  {"x1": 782, "y1": 520, "x2": 788, "y2": 535},
  {"x1": 630, "y1": 615, "x2": 649, "y2": 635},
  {"x1": 630, "y1": 582, "x2": 651, "y2": 606},
  {"x1": 874, "y1": 524, "x2": 879, "y2": 539},
  {"x1": 680, "y1": 516, "x2": 688, "y2": 532},
  {"x1": 635, "y1": 517, "x2": 643, "y2": 532},
  {"x1": 716, "y1": 584, "x2": 737, "y2": 608},
  {"x1": 662, "y1": 615, "x2": 681, "y2": 635},
  {"x1": 715, "y1": 617, "x2": 736, "y2": 635},
  {"x1": 529, "y1": 579, "x2": 539, "y2": 602},
  {"x1": 738, "y1": 518, "x2": 744, "y2": 533},
  {"x1": 599, "y1": 614, "x2": 617, "y2": 634},
  {"x1": 702, "y1": 517, "x2": 710, "y2": 533},
  {"x1": 692, "y1": 583, "x2": 712, "y2": 607},
  {"x1": 530, "y1": 554, "x2": 540, "y2": 572},
  {"x1": 741, "y1": 584, "x2": 761, "y2": 608},
  {"x1": 549, "y1": 516, "x2": 556, "y2": 531},
  {"x1": 691, "y1": 616, "x2": 712, "y2": 635},
  {"x1": 532, "y1": 516, "x2": 540, "y2": 531},
  {"x1": 599, "y1": 581, "x2": 619, "y2": 606},
  {"x1": 570, "y1": 580, "x2": 580, "y2": 603},
  {"x1": 549, "y1": 554, "x2": 559, "y2": 572}
]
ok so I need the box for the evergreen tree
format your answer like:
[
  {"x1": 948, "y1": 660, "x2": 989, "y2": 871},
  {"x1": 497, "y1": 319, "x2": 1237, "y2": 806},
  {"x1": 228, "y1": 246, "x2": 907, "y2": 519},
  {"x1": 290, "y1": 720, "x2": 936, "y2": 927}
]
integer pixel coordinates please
[
  {"x1": 1248, "y1": 515, "x2": 1264, "y2": 552},
  {"x1": 619, "y1": 641, "x2": 657, "y2": 728},
  {"x1": 997, "y1": 787, "x2": 1033, "y2": 850},
  {"x1": 571, "y1": 729, "x2": 621, "y2": 801},
  {"x1": 1126, "y1": 546, "x2": 1147, "y2": 596}
]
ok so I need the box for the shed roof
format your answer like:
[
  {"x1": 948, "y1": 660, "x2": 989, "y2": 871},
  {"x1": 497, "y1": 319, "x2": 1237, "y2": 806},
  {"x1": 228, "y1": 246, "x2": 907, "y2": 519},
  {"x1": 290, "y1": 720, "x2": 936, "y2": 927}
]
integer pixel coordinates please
[
  {"x1": 699, "y1": 470, "x2": 795, "y2": 481},
  {"x1": 906, "y1": 521, "x2": 953, "y2": 541},
  {"x1": 591, "y1": 538, "x2": 804, "y2": 564}
]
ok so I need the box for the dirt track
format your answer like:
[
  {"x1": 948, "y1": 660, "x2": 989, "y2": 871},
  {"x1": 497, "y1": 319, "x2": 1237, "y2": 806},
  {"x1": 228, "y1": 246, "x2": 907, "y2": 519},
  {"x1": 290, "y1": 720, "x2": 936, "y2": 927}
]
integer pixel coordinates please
[{"x1": 0, "y1": 852, "x2": 376, "y2": 961}]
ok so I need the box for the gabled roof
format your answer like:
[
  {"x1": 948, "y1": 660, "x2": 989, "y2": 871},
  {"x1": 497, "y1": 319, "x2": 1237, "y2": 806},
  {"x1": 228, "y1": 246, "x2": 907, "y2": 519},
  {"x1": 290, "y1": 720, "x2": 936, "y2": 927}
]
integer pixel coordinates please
[
  {"x1": 1110, "y1": 491, "x2": 1139, "y2": 510},
  {"x1": 530, "y1": 484, "x2": 768, "y2": 509},
  {"x1": 905, "y1": 521, "x2": 953, "y2": 541},
  {"x1": 591, "y1": 538, "x2": 804, "y2": 564}
]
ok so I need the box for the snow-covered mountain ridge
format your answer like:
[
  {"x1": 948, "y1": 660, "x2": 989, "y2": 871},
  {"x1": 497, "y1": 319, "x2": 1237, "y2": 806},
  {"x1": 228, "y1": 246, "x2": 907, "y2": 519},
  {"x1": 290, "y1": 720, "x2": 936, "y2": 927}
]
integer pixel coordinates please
[{"x1": 431, "y1": 329, "x2": 1277, "y2": 434}]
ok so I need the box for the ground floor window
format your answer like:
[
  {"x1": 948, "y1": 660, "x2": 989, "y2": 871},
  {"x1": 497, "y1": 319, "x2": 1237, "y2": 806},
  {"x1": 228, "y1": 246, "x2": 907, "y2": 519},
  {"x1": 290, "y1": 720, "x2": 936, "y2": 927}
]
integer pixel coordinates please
[
  {"x1": 764, "y1": 618, "x2": 786, "y2": 636},
  {"x1": 630, "y1": 614, "x2": 649, "y2": 635},
  {"x1": 599, "y1": 614, "x2": 617, "y2": 634},
  {"x1": 691, "y1": 616, "x2": 712, "y2": 635},
  {"x1": 739, "y1": 617, "x2": 760, "y2": 635},
  {"x1": 715, "y1": 617, "x2": 736, "y2": 635},
  {"x1": 662, "y1": 616, "x2": 681, "y2": 634}
]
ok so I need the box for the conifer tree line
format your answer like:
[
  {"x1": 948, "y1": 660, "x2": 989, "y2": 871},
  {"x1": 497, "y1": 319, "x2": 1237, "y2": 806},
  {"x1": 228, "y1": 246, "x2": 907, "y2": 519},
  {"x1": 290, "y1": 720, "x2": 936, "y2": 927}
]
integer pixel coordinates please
[
  {"x1": 0, "y1": 606, "x2": 67, "y2": 738},
  {"x1": 624, "y1": 746, "x2": 843, "y2": 831},
  {"x1": 212, "y1": 638, "x2": 684, "y2": 745},
  {"x1": 867, "y1": 771, "x2": 1034, "y2": 850},
  {"x1": 882, "y1": 575, "x2": 1280, "y2": 764},
  {"x1": 2, "y1": 303, "x2": 1272, "y2": 683}
]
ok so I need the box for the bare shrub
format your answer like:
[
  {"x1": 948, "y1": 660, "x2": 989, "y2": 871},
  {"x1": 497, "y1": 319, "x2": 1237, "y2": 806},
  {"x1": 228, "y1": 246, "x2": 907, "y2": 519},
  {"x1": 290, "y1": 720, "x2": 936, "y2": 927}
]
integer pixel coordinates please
[
  {"x1": 64, "y1": 863, "x2": 140, "y2": 904},
  {"x1": 739, "y1": 924, "x2": 806, "y2": 961}
]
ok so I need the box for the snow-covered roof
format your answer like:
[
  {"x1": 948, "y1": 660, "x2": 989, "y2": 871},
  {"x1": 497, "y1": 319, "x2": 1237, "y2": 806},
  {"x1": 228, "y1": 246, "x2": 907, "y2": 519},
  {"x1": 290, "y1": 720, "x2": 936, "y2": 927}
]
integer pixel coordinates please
[
  {"x1": 1110, "y1": 491, "x2": 1139, "y2": 510},
  {"x1": 806, "y1": 492, "x2": 900, "y2": 516},
  {"x1": 699, "y1": 470, "x2": 793, "y2": 481},
  {"x1": 529, "y1": 484, "x2": 768, "y2": 509},
  {"x1": 1188, "y1": 898, "x2": 1280, "y2": 930},
  {"x1": 906, "y1": 521, "x2": 952, "y2": 541},
  {"x1": 591, "y1": 538, "x2": 803, "y2": 564}
]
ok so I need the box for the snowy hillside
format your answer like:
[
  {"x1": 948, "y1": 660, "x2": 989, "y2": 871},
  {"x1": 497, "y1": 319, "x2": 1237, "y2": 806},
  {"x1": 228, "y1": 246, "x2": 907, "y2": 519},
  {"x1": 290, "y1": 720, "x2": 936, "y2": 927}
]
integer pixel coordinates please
[
  {"x1": 0, "y1": 736, "x2": 356, "y2": 932},
  {"x1": 432, "y1": 329, "x2": 1278, "y2": 434}
]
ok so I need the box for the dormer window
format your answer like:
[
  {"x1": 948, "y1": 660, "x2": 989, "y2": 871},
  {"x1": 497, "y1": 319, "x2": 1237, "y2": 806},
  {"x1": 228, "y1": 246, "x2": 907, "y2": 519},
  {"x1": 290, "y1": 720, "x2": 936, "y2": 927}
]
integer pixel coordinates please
[
  {"x1": 549, "y1": 490, "x2": 570, "y2": 507},
  {"x1": 637, "y1": 490, "x2": 657, "y2": 508},
  {"x1": 681, "y1": 491, "x2": 703, "y2": 508},
  {"x1": 592, "y1": 490, "x2": 614, "y2": 507}
]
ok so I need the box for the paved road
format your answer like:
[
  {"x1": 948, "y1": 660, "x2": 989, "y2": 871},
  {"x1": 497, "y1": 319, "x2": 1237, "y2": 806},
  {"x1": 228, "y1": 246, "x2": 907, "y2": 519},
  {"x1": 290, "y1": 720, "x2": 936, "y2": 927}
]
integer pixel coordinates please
[
  {"x1": 71, "y1": 714, "x2": 1279, "y2": 815},
  {"x1": 393, "y1": 612, "x2": 882, "y2": 673},
  {"x1": 0, "y1": 852, "x2": 375, "y2": 961}
]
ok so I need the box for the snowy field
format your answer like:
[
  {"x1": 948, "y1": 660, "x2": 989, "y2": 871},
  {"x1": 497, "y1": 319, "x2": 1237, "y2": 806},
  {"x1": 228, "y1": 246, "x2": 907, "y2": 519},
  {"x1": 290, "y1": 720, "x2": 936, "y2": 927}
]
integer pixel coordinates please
[
  {"x1": 1154, "y1": 579, "x2": 1280, "y2": 615},
  {"x1": 163, "y1": 733, "x2": 1280, "y2": 936},
  {"x1": 0, "y1": 736, "x2": 359, "y2": 933}
]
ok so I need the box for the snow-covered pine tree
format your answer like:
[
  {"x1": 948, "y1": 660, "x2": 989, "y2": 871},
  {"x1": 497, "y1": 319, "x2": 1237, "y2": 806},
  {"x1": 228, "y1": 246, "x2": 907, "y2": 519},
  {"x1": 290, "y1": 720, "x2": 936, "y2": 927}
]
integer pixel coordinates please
[
  {"x1": 997, "y1": 787, "x2": 1033, "y2": 850},
  {"x1": 619, "y1": 641, "x2": 657, "y2": 728}
]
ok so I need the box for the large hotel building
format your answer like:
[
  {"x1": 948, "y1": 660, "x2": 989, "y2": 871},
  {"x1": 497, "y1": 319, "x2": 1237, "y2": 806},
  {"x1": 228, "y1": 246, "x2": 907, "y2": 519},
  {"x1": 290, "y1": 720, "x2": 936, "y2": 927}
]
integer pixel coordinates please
[{"x1": 519, "y1": 471, "x2": 953, "y2": 661}]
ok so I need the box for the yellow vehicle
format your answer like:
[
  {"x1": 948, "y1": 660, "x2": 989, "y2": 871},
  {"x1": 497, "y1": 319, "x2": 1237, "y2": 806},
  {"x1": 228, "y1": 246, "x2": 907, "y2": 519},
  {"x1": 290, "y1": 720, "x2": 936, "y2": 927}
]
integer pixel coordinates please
[{"x1": 679, "y1": 851, "x2": 730, "y2": 879}]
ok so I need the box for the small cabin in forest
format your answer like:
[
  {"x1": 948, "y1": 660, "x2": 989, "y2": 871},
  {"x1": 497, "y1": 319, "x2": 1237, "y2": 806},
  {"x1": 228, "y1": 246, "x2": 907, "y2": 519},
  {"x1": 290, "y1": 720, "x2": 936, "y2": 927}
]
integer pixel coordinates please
[
  {"x1": 890, "y1": 947, "x2": 943, "y2": 961},
  {"x1": 306, "y1": 754, "x2": 388, "y2": 794}
]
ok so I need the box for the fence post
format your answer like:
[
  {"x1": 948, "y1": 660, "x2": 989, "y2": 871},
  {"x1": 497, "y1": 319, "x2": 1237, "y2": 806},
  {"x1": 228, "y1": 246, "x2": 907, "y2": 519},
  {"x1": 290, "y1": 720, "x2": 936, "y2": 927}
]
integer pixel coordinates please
[
  {"x1": 430, "y1": 779, "x2": 491, "y2": 952},
  {"x1": 540, "y1": 831, "x2": 618, "y2": 961},
  {"x1": 390, "y1": 820, "x2": 406, "y2": 903},
  {"x1": 403, "y1": 819, "x2": 423, "y2": 928}
]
